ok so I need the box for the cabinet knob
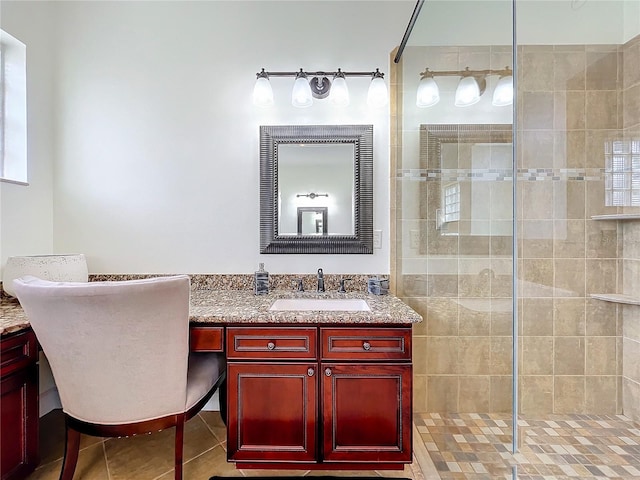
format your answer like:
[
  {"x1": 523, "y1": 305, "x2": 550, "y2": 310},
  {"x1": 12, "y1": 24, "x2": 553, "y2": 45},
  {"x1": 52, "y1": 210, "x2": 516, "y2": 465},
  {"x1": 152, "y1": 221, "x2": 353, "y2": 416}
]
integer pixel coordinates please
[
  {"x1": 267, "y1": 341, "x2": 275, "y2": 350},
  {"x1": 307, "y1": 367, "x2": 315, "y2": 377},
  {"x1": 363, "y1": 341, "x2": 371, "y2": 351},
  {"x1": 324, "y1": 367, "x2": 332, "y2": 377}
]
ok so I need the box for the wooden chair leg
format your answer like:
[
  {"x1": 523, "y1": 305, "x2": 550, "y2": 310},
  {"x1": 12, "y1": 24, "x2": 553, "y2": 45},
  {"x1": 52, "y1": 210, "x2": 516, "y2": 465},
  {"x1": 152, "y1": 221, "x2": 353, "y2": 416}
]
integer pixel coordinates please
[
  {"x1": 174, "y1": 414, "x2": 185, "y2": 480},
  {"x1": 60, "y1": 421, "x2": 81, "y2": 480}
]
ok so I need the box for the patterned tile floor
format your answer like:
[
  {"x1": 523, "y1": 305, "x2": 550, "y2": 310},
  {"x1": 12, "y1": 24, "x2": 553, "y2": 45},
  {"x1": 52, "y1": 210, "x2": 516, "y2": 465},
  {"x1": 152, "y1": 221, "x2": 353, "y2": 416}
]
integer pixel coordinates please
[{"x1": 415, "y1": 412, "x2": 640, "y2": 479}]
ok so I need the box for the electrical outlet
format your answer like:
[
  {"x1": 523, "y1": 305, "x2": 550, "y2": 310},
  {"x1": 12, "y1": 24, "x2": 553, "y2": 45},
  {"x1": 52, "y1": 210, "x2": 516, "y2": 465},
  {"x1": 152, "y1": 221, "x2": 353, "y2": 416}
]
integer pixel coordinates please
[
  {"x1": 410, "y1": 230, "x2": 420, "y2": 249},
  {"x1": 373, "y1": 230, "x2": 382, "y2": 249}
]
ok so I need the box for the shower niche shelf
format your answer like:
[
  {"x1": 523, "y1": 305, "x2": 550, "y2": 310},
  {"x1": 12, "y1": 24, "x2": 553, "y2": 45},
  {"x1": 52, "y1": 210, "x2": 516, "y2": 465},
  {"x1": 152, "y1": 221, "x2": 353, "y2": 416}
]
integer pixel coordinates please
[
  {"x1": 591, "y1": 214, "x2": 640, "y2": 221},
  {"x1": 590, "y1": 293, "x2": 640, "y2": 305}
]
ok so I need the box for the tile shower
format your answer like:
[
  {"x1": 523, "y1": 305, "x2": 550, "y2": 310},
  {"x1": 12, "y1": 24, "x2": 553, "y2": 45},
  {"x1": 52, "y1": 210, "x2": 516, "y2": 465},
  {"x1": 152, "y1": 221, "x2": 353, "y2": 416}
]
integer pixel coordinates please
[{"x1": 392, "y1": 31, "x2": 640, "y2": 424}]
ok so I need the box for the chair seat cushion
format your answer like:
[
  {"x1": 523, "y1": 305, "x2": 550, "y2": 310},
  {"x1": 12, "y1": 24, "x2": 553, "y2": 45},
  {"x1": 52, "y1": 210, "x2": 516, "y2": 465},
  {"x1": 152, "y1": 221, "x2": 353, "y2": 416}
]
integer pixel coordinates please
[{"x1": 186, "y1": 353, "x2": 226, "y2": 411}]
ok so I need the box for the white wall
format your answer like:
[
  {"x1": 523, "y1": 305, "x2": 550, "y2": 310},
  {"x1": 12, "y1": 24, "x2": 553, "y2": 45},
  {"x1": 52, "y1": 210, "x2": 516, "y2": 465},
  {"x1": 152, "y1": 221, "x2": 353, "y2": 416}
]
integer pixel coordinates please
[
  {"x1": 47, "y1": 0, "x2": 414, "y2": 275},
  {"x1": 0, "y1": 1, "x2": 56, "y2": 270}
]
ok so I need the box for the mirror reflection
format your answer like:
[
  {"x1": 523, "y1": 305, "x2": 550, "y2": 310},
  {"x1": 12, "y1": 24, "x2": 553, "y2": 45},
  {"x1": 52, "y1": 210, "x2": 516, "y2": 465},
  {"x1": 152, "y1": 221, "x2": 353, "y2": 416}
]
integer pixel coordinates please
[{"x1": 278, "y1": 143, "x2": 354, "y2": 236}]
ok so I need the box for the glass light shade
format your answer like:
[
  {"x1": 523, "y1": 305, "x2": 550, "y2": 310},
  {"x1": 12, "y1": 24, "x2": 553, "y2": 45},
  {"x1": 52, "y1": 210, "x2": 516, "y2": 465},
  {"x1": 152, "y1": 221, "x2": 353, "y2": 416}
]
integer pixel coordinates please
[
  {"x1": 367, "y1": 76, "x2": 388, "y2": 108},
  {"x1": 291, "y1": 76, "x2": 313, "y2": 108},
  {"x1": 252, "y1": 76, "x2": 274, "y2": 107},
  {"x1": 492, "y1": 75, "x2": 513, "y2": 106},
  {"x1": 329, "y1": 76, "x2": 349, "y2": 106},
  {"x1": 454, "y1": 76, "x2": 482, "y2": 107},
  {"x1": 416, "y1": 76, "x2": 440, "y2": 107}
]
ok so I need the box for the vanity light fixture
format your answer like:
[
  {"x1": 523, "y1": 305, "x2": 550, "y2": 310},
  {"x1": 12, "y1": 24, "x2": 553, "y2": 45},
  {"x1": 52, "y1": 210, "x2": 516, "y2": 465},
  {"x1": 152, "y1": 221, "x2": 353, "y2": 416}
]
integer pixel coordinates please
[
  {"x1": 416, "y1": 66, "x2": 513, "y2": 108},
  {"x1": 296, "y1": 192, "x2": 329, "y2": 199},
  {"x1": 253, "y1": 68, "x2": 388, "y2": 108}
]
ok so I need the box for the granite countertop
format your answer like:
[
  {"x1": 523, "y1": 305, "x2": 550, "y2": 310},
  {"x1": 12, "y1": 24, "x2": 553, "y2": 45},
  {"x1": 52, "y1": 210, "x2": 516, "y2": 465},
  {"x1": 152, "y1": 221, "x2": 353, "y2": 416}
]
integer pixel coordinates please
[{"x1": 1, "y1": 289, "x2": 422, "y2": 336}]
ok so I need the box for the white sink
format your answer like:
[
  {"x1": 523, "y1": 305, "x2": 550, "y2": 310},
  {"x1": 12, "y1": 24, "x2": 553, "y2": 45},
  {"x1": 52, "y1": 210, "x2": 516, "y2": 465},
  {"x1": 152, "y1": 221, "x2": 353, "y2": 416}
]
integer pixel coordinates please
[{"x1": 269, "y1": 298, "x2": 371, "y2": 312}]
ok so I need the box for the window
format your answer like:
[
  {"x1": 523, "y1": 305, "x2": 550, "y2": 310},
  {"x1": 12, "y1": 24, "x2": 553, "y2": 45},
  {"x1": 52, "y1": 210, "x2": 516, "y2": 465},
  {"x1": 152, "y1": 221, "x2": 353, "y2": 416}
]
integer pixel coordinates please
[
  {"x1": 605, "y1": 139, "x2": 640, "y2": 207},
  {"x1": 443, "y1": 182, "x2": 460, "y2": 222},
  {"x1": 0, "y1": 29, "x2": 27, "y2": 184}
]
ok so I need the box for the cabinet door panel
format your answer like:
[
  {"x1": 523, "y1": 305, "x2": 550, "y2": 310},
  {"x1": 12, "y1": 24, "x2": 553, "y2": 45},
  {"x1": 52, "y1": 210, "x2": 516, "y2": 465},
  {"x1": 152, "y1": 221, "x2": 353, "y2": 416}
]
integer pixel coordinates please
[
  {"x1": 322, "y1": 363, "x2": 412, "y2": 464},
  {"x1": 227, "y1": 362, "x2": 317, "y2": 463}
]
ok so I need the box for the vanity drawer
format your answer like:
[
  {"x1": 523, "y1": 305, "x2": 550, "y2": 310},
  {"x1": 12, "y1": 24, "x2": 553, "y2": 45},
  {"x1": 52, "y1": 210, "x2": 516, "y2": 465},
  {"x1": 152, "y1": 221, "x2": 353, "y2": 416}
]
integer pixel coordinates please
[
  {"x1": 227, "y1": 327, "x2": 317, "y2": 360},
  {"x1": 1, "y1": 329, "x2": 37, "y2": 378},
  {"x1": 321, "y1": 327, "x2": 412, "y2": 361},
  {"x1": 190, "y1": 326, "x2": 224, "y2": 352}
]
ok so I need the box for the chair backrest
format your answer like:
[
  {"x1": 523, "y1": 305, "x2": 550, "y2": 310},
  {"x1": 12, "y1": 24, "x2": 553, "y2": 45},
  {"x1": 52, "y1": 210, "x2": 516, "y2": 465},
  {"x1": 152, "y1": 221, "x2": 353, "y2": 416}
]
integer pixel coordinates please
[{"x1": 13, "y1": 275, "x2": 191, "y2": 425}]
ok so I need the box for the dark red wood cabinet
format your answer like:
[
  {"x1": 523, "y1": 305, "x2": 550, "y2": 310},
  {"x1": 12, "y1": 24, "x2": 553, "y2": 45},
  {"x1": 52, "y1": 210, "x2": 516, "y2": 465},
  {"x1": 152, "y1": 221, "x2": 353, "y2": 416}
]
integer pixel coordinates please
[
  {"x1": 225, "y1": 325, "x2": 413, "y2": 469},
  {"x1": 1, "y1": 329, "x2": 39, "y2": 480}
]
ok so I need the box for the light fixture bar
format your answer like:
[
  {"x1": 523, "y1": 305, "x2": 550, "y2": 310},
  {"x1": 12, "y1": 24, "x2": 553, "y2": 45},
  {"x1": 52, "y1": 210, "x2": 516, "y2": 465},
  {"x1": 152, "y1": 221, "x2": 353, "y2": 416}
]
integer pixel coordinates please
[
  {"x1": 258, "y1": 69, "x2": 383, "y2": 78},
  {"x1": 419, "y1": 66, "x2": 512, "y2": 78}
]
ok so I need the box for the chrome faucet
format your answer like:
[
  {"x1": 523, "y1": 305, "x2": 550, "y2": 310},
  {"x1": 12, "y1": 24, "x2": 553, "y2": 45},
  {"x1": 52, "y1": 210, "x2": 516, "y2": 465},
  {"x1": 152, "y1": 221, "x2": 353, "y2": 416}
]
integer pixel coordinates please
[{"x1": 317, "y1": 268, "x2": 325, "y2": 292}]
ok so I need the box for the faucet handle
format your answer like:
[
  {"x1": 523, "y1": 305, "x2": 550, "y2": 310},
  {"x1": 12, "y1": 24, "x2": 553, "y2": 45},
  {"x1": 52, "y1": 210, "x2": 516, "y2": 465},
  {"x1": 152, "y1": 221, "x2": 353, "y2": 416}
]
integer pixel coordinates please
[
  {"x1": 338, "y1": 278, "x2": 352, "y2": 293},
  {"x1": 293, "y1": 278, "x2": 305, "y2": 292}
]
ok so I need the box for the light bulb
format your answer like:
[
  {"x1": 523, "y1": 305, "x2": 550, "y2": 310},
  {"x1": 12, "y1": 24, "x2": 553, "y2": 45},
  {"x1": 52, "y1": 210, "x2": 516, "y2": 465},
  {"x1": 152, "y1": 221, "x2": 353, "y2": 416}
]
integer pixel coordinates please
[
  {"x1": 455, "y1": 76, "x2": 482, "y2": 107},
  {"x1": 367, "y1": 71, "x2": 388, "y2": 108},
  {"x1": 329, "y1": 72, "x2": 349, "y2": 107},
  {"x1": 492, "y1": 75, "x2": 513, "y2": 106},
  {"x1": 416, "y1": 76, "x2": 440, "y2": 107},
  {"x1": 291, "y1": 71, "x2": 313, "y2": 108},
  {"x1": 252, "y1": 75, "x2": 274, "y2": 107}
]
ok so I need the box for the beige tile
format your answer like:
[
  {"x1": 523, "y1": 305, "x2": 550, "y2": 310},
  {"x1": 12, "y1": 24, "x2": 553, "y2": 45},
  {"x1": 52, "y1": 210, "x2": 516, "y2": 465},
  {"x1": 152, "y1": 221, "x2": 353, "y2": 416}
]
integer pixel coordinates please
[
  {"x1": 622, "y1": 377, "x2": 640, "y2": 422},
  {"x1": 158, "y1": 444, "x2": 239, "y2": 480},
  {"x1": 623, "y1": 305, "x2": 640, "y2": 341},
  {"x1": 585, "y1": 376, "x2": 619, "y2": 414},
  {"x1": 426, "y1": 298, "x2": 458, "y2": 336},
  {"x1": 586, "y1": 298, "x2": 618, "y2": 336},
  {"x1": 490, "y1": 336, "x2": 513, "y2": 375},
  {"x1": 586, "y1": 50, "x2": 620, "y2": 91},
  {"x1": 458, "y1": 337, "x2": 491, "y2": 375},
  {"x1": 521, "y1": 337, "x2": 553, "y2": 375},
  {"x1": 521, "y1": 259, "x2": 554, "y2": 296},
  {"x1": 426, "y1": 376, "x2": 458, "y2": 412},
  {"x1": 565, "y1": 181, "x2": 585, "y2": 219},
  {"x1": 458, "y1": 376, "x2": 490, "y2": 412},
  {"x1": 490, "y1": 376, "x2": 513, "y2": 413},
  {"x1": 520, "y1": 375, "x2": 553, "y2": 415},
  {"x1": 521, "y1": 92, "x2": 554, "y2": 130},
  {"x1": 553, "y1": 298, "x2": 585, "y2": 336},
  {"x1": 522, "y1": 131, "x2": 553, "y2": 168},
  {"x1": 586, "y1": 219, "x2": 618, "y2": 258},
  {"x1": 427, "y1": 337, "x2": 458, "y2": 374},
  {"x1": 521, "y1": 298, "x2": 553, "y2": 336},
  {"x1": 413, "y1": 374, "x2": 428, "y2": 413},
  {"x1": 198, "y1": 411, "x2": 227, "y2": 445},
  {"x1": 491, "y1": 310, "x2": 513, "y2": 337},
  {"x1": 586, "y1": 90, "x2": 619, "y2": 129},
  {"x1": 623, "y1": 39, "x2": 640, "y2": 89},
  {"x1": 554, "y1": 49, "x2": 586, "y2": 90},
  {"x1": 586, "y1": 259, "x2": 617, "y2": 295},
  {"x1": 458, "y1": 308, "x2": 490, "y2": 336},
  {"x1": 413, "y1": 335, "x2": 428, "y2": 375},
  {"x1": 554, "y1": 258, "x2": 585, "y2": 297},
  {"x1": 521, "y1": 51, "x2": 554, "y2": 91},
  {"x1": 29, "y1": 443, "x2": 109, "y2": 480},
  {"x1": 623, "y1": 82, "x2": 640, "y2": 133},
  {"x1": 554, "y1": 337, "x2": 585, "y2": 375},
  {"x1": 623, "y1": 337, "x2": 640, "y2": 383},
  {"x1": 554, "y1": 376, "x2": 585, "y2": 414},
  {"x1": 521, "y1": 182, "x2": 554, "y2": 220},
  {"x1": 553, "y1": 219, "x2": 585, "y2": 258},
  {"x1": 105, "y1": 415, "x2": 218, "y2": 480},
  {"x1": 585, "y1": 337, "x2": 617, "y2": 375},
  {"x1": 585, "y1": 129, "x2": 619, "y2": 169}
]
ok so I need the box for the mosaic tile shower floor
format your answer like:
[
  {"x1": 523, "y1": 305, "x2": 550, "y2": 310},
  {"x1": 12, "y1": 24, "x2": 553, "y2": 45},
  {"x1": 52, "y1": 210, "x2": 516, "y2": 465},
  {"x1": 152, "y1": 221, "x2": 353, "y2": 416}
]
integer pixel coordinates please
[{"x1": 415, "y1": 412, "x2": 640, "y2": 479}]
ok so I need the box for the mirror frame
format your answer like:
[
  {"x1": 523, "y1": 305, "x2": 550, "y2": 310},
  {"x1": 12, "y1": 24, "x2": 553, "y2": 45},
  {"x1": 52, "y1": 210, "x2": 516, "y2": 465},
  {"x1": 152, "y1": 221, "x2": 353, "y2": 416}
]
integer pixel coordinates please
[{"x1": 260, "y1": 124, "x2": 373, "y2": 254}]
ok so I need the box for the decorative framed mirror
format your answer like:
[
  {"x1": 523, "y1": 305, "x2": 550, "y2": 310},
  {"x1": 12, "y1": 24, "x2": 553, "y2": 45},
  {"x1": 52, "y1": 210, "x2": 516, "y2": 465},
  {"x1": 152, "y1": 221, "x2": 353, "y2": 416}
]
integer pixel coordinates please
[{"x1": 260, "y1": 124, "x2": 373, "y2": 254}]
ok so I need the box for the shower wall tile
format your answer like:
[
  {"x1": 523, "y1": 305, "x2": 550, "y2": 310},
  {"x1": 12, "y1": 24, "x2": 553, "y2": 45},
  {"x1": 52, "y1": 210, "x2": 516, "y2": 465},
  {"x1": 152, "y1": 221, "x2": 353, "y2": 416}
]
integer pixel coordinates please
[
  {"x1": 491, "y1": 337, "x2": 513, "y2": 375},
  {"x1": 520, "y1": 376, "x2": 553, "y2": 415},
  {"x1": 586, "y1": 337, "x2": 617, "y2": 375},
  {"x1": 458, "y1": 337, "x2": 491, "y2": 375},
  {"x1": 522, "y1": 131, "x2": 553, "y2": 168},
  {"x1": 554, "y1": 49, "x2": 586, "y2": 91},
  {"x1": 413, "y1": 336, "x2": 428, "y2": 375},
  {"x1": 622, "y1": 377, "x2": 640, "y2": 421},
  {"x1": 585, "y1": 298, "x2": 618, "y2": 336},
  {"x1": 553, "y1": 298, "x2": 585, "y2": 336},
  {"x1": 585, "y1": 49, "x2": 620, "y2": 91},
  {"x1": 623, "y1": 337, "x2": 640, "y2": 383},
  {"x1": 623, "y1": 83, "x2": 640, "y2": 128},
  {"x1": 561, "y1": 129, "x2": 586, "y2": 168},
  {"x1": 585, "y1": 90, "x2": 619, "y2": 129},
  {"x1": 458, "y1": 308, "x2": 491, "y2": 336},
  {"x1": 521, "y1": 336, "x2": 553, "y2": 375},
  {"x1": 554, "y1": 376, "x2": 585, "y2": 413},
  {"x1": 554, "y1": 337, "x2": 585, "y2": 375},
  {"x1": 427, "y1": 337, "x2": 459, "y2": 374},
  {"x1": 427, "y1": 298, "x2": 458, "y2": 336},
  {"x1": 522, "y1": 259, "x2": 554, "y2": 293},
  {"x1": 521, "y1": 182, "x2": 554, "y2": 219},
  {"x1": 522, "y1": 298, "x2": 553, "y2": 336},
  {"x1": 585, "y1": 376, "x2": 618, "y2": 414},
  {"x1": 586, "y1": 220, "x2": 618, "y2": 258},
  {"x1": 458, "y1": 376, "x2": 490, "y2": 412},
  {"x1": 490, "y1": 376, "x2": 513, "y2": 413},
  {"x1": 427, "y1": 376, "x2": 459, "y2": 412},
  {"x1": 565, "y1": 181, "x2": 586, "y2": 219},
  {"x1": 585, "y1": 259, "x2": 618, "y2": 295},
  {"x1": 622, "y1": 305, "x2": 640, "y2": 342},
  {"x1": 521, "y1": 92, "x2": 555, "y2": 130},
  {"x1": 521, "y1": 51, "x2": 554, "y2": 91},
  {"x1": 554, "y1": 258, "x2": 586, "y2": 296},
  {"x1": 553, "y1": 219, "x2": 585, "y2": 258},
  {"x1": 413, "y1": 375, "x2": 427, "y2": 413},
  {"x1": 556, "y1": 92, "x2": 586, "y2": 132},
  {"x1": 623, "y1": 35, "x2": 640, "y2": 89}
]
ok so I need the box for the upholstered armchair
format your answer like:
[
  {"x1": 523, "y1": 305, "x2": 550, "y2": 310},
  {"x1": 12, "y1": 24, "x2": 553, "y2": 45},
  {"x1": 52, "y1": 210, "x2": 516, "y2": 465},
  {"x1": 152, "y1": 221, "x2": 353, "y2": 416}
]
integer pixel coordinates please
[{"x1": 13, "y1": 275, "x2": 225, "y2": 480}]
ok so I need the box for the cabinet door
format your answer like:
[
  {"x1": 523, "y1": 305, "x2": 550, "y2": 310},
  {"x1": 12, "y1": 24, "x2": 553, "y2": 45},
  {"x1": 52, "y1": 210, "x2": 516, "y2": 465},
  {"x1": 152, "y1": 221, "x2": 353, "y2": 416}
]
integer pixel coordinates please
[
  {"x1": 227, "y1": 362, "x2": 317, "y2": 463},
  {"x1": 322, "y1": 363, "x2": 412, "y2": 464},
  {"x1": 1, "y1": 365, "x2": 39, "y2": 480}
]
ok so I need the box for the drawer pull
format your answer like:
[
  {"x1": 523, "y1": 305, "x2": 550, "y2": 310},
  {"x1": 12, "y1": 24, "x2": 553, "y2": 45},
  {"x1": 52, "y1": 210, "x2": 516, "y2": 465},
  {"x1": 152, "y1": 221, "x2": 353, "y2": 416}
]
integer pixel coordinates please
[
  {"x1": 267, "y1": 341, "x2": 276, "y2": 350},
  {"x1": 324, "y1": 367, "x2": 332, "y2": 377},
  {"x1": 362, "y1": 341, "x2": 371, "y2": 351},
  {"x1": 307, "y1": 367, "x2": 315, "y2": 377}
]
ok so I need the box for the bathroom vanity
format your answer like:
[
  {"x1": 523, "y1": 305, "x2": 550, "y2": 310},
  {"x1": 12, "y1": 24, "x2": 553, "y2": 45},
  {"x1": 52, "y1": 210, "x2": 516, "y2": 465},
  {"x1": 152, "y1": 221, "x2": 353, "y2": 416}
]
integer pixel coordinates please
[{"x1": 1, "y1": 287, "x2": 421, "y2": 476}]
